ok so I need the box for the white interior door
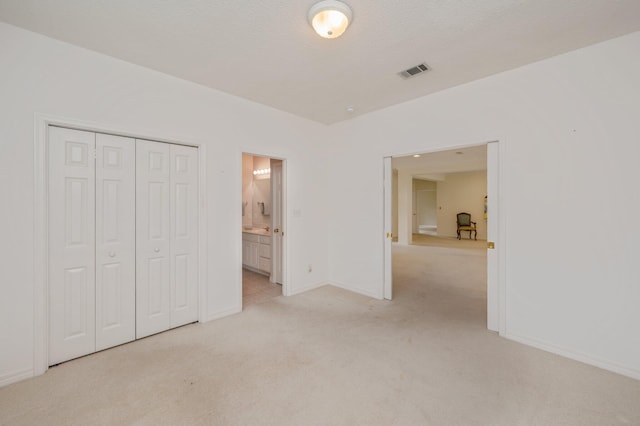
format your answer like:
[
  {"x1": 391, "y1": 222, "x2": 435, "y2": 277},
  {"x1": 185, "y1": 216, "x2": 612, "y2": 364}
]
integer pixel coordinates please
[
  {"x1": 169, "y1": 144, "x2": 199, "y2": 328},
  {"x1": 95, "y1": 133, "x2": 136, "y2": 351},
  {"x1": 136, "y1": 140, "x2": 171, "y2": 338},
  {"x1": 271, "y1": 161, "x2": 283, "y2": 284},
  {"x1": 49, "y1": 127, "x2": 96, "y2": 364},
  {"x1": 487, "y1": 142, "x2": 499, "y2": 332},
  {"x1": 383, "y1": 157, "x2": 393, "y2": 300}
]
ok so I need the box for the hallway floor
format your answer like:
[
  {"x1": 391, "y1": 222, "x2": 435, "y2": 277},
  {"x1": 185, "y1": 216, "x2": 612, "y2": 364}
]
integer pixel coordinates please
[
  {"x1": 242, "y1": 269, "x2": 281, "y2": 307},
  {"x1": 1, "y1": 239, "x2": 639, "y2": 424}
]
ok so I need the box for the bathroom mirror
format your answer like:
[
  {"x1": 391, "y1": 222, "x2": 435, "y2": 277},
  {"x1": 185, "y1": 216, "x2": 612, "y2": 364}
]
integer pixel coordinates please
[{"x1": 252, "y1": 179, "x2": 271, "y2": 222}]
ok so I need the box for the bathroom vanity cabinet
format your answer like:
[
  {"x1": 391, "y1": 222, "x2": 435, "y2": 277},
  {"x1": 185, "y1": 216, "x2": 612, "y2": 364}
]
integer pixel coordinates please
[{"x1": 242, "y1": 232, "x2": 271, "y2": 275}]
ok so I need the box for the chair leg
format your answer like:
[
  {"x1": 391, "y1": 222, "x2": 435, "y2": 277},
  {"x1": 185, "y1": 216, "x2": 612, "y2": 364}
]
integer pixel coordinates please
[{"x1": 457, "y1": 230, "x2": 461, "y2": 240}]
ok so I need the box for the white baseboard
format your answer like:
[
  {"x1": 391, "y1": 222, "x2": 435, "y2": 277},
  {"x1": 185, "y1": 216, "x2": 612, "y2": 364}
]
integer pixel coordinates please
[
  {"x1": 329, "y1": 280, "x2": 383, "y2": 300},
  {"x1": 287, "y1": 281, "x2": 327, "y2": 296},
  {"x1": 205, "y1": 305, "x2": 242, "y2": 322},
  {"x1": 0, "y1": 368, "x2": 34, "y2": 388},
  {"x1": 505, "y1": 332, "x2": 640, "y2": 381}
]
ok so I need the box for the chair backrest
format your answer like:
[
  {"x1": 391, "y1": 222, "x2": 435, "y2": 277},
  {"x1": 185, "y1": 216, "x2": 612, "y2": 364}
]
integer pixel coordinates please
[{"x1": 457, "y1": 212, "x2": 471, "y2": 226}]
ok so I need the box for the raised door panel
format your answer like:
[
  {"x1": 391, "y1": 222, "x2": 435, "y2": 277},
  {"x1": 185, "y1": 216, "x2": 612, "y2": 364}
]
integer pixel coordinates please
[
  {"x1": 136, "y1": 140, "x2": 171, "y2": 338},
  {"x1": 49, "y1": 126, "x2": 96, "y2": 365},
  {"x1": 95, "y1": 133, "x2": 136, "y2": 351},
  {"x1": 170, "y1": 145, "x2": 199, "y2": 328}
]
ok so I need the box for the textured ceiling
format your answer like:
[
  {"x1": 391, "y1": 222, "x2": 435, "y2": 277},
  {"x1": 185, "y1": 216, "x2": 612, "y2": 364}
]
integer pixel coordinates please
[{"x1": 1, "y1": 0, "x2": 639, "y2": 124}]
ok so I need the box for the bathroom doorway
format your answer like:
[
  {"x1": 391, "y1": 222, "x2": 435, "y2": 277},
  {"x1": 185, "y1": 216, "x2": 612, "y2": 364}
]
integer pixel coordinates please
[
  {"x1": 414, "y1": 180, "x2": 438, "y2": 236},
  {"x1": 241, "y1": 153, "x2": 285, "y2": 307}
]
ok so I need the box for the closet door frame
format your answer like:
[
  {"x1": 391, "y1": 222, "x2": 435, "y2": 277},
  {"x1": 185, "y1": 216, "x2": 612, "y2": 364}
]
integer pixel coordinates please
[{"x1": 34, "y1": 114, "x2": 208, "y2": 376}]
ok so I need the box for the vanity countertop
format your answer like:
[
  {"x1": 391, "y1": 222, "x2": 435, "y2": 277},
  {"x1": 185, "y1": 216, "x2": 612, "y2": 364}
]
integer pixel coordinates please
[{"x1": 242, "y1": 228, "x2": 270, "y2": 236}]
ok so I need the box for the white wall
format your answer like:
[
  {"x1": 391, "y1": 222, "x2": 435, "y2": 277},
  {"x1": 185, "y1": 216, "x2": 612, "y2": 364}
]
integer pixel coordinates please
[
  {"x1": 436, "y1": 172, "x2": 487, "y2": 239},
  {"x1": 327, "y1": 32, "x2": 640, "y2": 378},
  {"x1": 3, "y1": 22, "x2": 640, "y2": 385},
  {"x1": 0, "y1": 23, "x2": 329, "y2": 385}
]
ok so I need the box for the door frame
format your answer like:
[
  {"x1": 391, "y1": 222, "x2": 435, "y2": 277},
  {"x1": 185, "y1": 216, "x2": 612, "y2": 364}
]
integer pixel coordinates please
[
  {"x1": 270, "y1": 160, "x2": 284, "y2": 285},
  {"x1": 383, "y1": 157, "x2": 393, "y2": 299},
  {"x1": 382, "y1": 140, "x2": 506, "y2": 335},
  {"x1": 239, "y1": 151, "x2": 288, "y2": 299},
  {"x1": 33, "y1": 113, "x2": 209, "y2": 376}
]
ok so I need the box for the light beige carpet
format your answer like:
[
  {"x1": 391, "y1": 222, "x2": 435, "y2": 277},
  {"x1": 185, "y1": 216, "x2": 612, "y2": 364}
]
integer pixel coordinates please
[{"x1": 1, "y1": 238, "x2": 639, "y2": 425}]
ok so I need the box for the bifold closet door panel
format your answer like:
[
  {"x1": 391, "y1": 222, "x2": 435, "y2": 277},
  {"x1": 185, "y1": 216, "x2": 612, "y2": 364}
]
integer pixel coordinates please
[
  {"x1": 136, "y1": 140, "x2": 171, "y2": 338},
  {"x1": 170, "y1": 144, "x2": 199, "y2": 328},
  {"x1": 49, "y1": 127, "x2": 96, "y2": 365},
  {"x1": 95, "y1": 134, "x2": 136, "y2": 351}
]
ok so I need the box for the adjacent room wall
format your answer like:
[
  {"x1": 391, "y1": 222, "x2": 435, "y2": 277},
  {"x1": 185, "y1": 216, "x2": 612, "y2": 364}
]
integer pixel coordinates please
[
  {"x1": 436, "y1": 172, "x2": 487, "y2": 240},
  {"x1": 327, "y1": 32, "x2": 640, "y2": 378},
  {"x1": 0, "y1": 23, "x2": 330, "y2": 385}
]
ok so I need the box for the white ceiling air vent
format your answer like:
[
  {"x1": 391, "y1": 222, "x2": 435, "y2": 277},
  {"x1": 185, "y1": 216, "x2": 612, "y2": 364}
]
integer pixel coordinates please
[{"x1": 400, "y1": 63, "x2": 430, "y2": 79}]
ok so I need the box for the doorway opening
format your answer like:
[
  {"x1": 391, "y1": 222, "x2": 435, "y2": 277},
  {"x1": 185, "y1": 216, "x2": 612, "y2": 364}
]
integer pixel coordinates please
[
  {"x1": 384, "y1": 142, "x2": 500, "y2": 331},
  {"x1": 415, "y1": 183, "x2": 438, "y2": 236},
  {"x1": 241, "y1": 153, "x2": 285, "y2": 307}
]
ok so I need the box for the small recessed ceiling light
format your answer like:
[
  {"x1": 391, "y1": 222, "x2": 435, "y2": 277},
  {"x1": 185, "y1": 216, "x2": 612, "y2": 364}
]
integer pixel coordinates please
[
  {"x1": 346, "y1": 106, "x2": 355, "y2": 113},
  {"x1": 413, "y1": 154, "x2": 421, "y2": 158},
  {"x1": 455, "y1": 151, "x2": 464, "y2": 155}
]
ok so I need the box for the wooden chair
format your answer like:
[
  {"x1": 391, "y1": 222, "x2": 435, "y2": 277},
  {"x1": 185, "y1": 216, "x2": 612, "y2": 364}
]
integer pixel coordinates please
[{"x1": 456, "y1": 212, "x2": 477, "y2": 240}]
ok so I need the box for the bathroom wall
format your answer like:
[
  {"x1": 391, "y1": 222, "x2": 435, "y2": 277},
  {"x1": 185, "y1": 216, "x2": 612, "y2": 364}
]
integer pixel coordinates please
[
  {"x1": 242, "y1": 154, "x2": 271, "y2": 228},
  {"x1": 242, "y1": 154, "x2": 254, "y2": 227}
]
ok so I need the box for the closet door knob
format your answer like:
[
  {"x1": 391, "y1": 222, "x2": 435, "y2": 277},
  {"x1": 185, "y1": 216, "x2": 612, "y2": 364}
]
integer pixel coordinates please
[
  {"x1": 108, "y1": 251, "x2": 116, "y2": 258},
  {"x1": 154, "y1": 248, "x2": 160, "y2": 253}
]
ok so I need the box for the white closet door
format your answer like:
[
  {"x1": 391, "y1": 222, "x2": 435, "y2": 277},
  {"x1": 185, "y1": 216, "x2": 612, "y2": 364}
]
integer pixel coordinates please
[
  {"x1": 136, "y1": 140, "x2": 171, "y2": 338},
  {"x1": 49, "y1": 127, "x2": 96, "y2": 364},
  {"x1": 170, "y1": 145, "x2": 199, "y2": 327},
  {"x1": 95, "y1": 134, "x2": 136, "y2": 350}
]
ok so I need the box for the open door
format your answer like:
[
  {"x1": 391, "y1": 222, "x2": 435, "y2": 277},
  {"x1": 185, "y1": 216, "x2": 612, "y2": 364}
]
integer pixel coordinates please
[
  {"x1": 271, "y1": 160, "x2": 283, "y2": 284},
  {"x1": 383, "y1": 156, "x2": 393, "y2": 300},
  {"x1": 486, "y1": 142, "x2": 499, "y2": 332}
]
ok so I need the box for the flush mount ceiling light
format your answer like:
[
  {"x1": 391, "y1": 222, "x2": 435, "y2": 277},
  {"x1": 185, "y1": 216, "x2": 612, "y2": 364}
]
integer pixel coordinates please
[
  {"x1": 308, "y1": 0, "x2": 353, "y2": 39},
  {"x1": 413, "y1": 154, "x2": 421, "y2": 158}
]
